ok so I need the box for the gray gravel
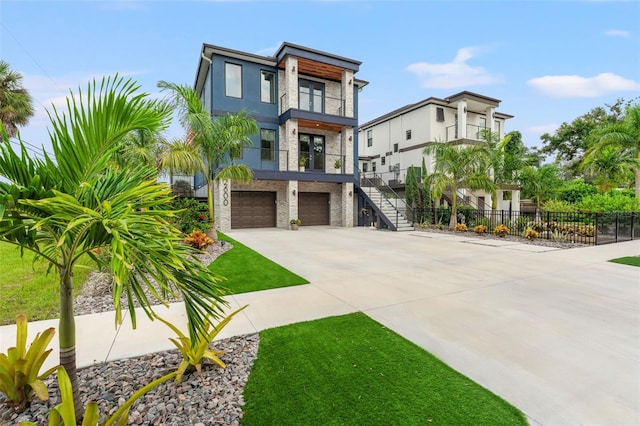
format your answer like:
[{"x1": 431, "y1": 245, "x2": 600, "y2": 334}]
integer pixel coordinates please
[{"x1": 1, "y1": 241, "x2": 260, "y2": 426}]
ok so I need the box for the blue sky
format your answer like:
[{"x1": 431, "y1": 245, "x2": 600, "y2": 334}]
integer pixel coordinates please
[{"x1": 1, "y1": 0, "x2": 639, "y2": 159}]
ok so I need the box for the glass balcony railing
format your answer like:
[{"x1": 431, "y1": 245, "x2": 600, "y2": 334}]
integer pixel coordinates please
[{"x1": 279, "y1": 93, "x2": 348, "y2": 117}]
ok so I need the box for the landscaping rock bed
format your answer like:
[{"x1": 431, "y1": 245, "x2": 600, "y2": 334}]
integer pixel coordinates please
[{"x1": 1, "y1": 241, "x2": 260, "y2": 426}]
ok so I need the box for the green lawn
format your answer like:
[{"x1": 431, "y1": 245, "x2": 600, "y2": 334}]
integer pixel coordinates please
[
  {"x1": 609, "y1": 256, "x2": 640, "y2": 267},
  {"x1": 242, "y1": 313, "x2": 527, "y2": 426},
  {"x1": 0, "y1": 242, "x2": 93, "y2": 325},
  {"x1": 210, "y1": 233, "x2": 308, "y2": 294}
]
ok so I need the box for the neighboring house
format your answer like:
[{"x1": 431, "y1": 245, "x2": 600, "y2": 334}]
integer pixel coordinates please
[
  {"x1": 357, "y1": 91, "x2": 518, "y2": 211},
  {"x1": 187, "y1": 42, "x2": 367, "y2": 231}
]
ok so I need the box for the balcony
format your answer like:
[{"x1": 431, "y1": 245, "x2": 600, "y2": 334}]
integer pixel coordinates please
[
  {"x1": 279, "y1": 93, "x2": 347, "y2": 117},
  {"x1": 445, "y1": 124, "x2": 488, "y2": 142}
]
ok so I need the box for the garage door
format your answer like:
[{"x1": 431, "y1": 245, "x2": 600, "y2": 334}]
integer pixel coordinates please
[
  {"x1": 231, "y1": 191, "x2": 276, "y2": 229},
  {"x1": 299, "y1": 192, "x2": 330, "y2": 226}
]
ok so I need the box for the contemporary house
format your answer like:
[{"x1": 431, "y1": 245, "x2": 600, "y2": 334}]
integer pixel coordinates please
[
  {"x1": 184, "y1": 42, "x2": 367, "y2": 231},
  {"x1": 357, "y1": 92, "x2": 517, "y2": 214}
]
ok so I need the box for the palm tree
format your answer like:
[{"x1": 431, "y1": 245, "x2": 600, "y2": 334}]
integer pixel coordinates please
[
  {"x1": 581, "y1": 144, "x2": 639, "y2": 192},
  {"x1": 0, "y1": 76, "x2": 228, "y2": 415},
  {"x1": 519, "y1": 164, "x2": 562, "y2": 221},
  {"x1": 585, "y1": 105, "x2": 640, "y2": 195},
  {"x1": 478, "y1": 129, "x2": 512, "y2": 210},
  {"x1": 158, "y1": 81, "x2": 258, "y2": 236},
  {"x1": 0, "y1": 60, "x2": 34, "y2": 138},
  {"x1": 423, "y1": 142, "x2": 496, "y2": 229}
]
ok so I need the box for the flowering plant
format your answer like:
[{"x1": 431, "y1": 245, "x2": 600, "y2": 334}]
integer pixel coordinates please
[
  {"x1": 474, "y1": 224, "x2": 487, "y2": 234},
  {"x1": 454, "y1": 223, "x2": 467, "y2": 232}
]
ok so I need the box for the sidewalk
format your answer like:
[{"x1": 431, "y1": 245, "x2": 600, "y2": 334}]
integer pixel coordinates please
[{"x1": 1, "y1": 228, "x2": 638, "y2": 426}]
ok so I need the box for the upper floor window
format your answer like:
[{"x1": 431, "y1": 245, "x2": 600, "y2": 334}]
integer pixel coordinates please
[
  {"x1": 225, "y1": 63, "x2": 242, "y2": 98},
  {"x1": 367, "y1": 130, "x2": 373, "y2": 147},
  {"x1": 362, "y1": 163, "x2": 368, "y2": 172},
  {"x1": 260, "y1": 129, "x2": 276, "y2": 161},
  {"x1": 299, "y1": 79, "x2": 324, "y2": 113},
  {"x1": 261, "y1": 71, "x2": 275, "y2": 104},
  {"x1": 406, "y1": 130, "x2": 412, "y2": 140},
  {"x1": 372, "y1": 161, "x2": 377, "y2": 172},
  {"x1": 494, "y1": 120, "x2": 501, "y2": 135},
  {"x1": 393, "y1": 143, "x2": 399, "y2": 153},
  {"x1": 436, "y1": 107, "x2": 445, "y2": 122},
  {"x1": 479, "y1": 117, "x2": 487, "y2": 129},
  {"x1": 381, "y1": 156, "x2": 386, "y2": 166}
]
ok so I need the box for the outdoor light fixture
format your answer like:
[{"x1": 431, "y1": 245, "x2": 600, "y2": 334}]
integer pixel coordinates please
[
  {"x1": 220, "y1": 240, "x2": 226, "y2": 247},
  {"x1": 348, "y1": 79, "x2": 352, "y2": 85},
  {"x1": 292, "y1": 128, "x2": 296, "y2": 135},
  {"x1": 292, "y1": 189, "x2": 296, "y2": 195},
  {"x1": 292, "y1": 66, "x2": 296, "y2": 72},
  {"x1": 349, "y1": 191, "x2": 353, "y2": 196},
  {"x1": 349, "y1": 136, "x2": 352, "y2": 141}
]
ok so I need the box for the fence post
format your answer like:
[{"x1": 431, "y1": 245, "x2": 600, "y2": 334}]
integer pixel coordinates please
[
  {"x1": 632, "y1": 212, "x2": 636, "y2": 241},
  {"x1": 615, "y1": 212, "x2": 619, "y2": 243},
  {"x1": 594, "y1": 212, "x2": 599, "y2": 245}
]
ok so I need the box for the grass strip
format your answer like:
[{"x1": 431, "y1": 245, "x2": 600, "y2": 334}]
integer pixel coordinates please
[
  {"x1": 609, "y1": 256, "x2": 640, "y2": 267},
  {"x1": 242, "y1": 312, "x2": 527, "y2": 426},
  {"x1": 0, "y1": 242, "x2": 92, "y2": 325},
  {"x1": 209, "y1": 232, "x2": 308, "y2": 295}
]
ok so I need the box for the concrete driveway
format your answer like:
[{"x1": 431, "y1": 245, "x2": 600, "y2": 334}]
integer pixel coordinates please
[{"x1": 226, "y1": 227, "x2": 640, "y2": 426}]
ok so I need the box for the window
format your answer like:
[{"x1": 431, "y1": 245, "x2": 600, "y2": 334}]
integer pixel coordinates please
[
  {"x1": 260, "y1": 129, "x2": 276, "y2": 161},
  {"x1": 372, "y1": 161, "x2": 377, "y2": 172},
  {"x1": 393, "y1": 143, "x2": 398, "y2": 152},
  {"x1": 367, "y1": 129, "x2": 373, "y2": 147},
  {"x1": 363, "y1": 163, "x2": 368, "y2": 172},
  {"x1": 479, "y1": 117, "x2": 487, "y2": 129},
  {"x1": 260, "y1": 71, "x2": 275, "y2": 103},
  {"x1": 494, "y1": 120, "x2": 501, "y2": 135},
  {"x1": 381, "y1": 156, "x2": 386, "y2": 166},
  {"x1": 225, "y1": 63, "x2": 242, "y2": 98},
  {"x1": 406, "y1": 130, "x2": 412, "y2": 140},
  {"x1": 436, "y1": 107, "x2": 445, "y2": 122},
  {"x1": 299, "y1": 79, "x2": 324, "y2": 112}
]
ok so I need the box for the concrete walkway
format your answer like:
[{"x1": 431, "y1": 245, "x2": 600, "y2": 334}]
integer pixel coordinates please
[{"x1": 1, "y1": 227, "x2": 638, "y2": 425}]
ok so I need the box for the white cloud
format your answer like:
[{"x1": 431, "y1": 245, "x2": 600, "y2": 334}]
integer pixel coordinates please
[
  {"x1": 406, "y1": 46, "x2": 502, "y2": 89},
  {"x1": 527, "y1": 73, "x2": 640, "y2": 98},
  {"x1": 527, "y1": 123, "x2": 560, "y2": 135},
  {"x1": 604, "y1": 29, "x2": 630, "y2": 37}
]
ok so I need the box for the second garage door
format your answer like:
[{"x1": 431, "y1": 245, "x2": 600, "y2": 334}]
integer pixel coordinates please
[
  {"x1": 231, "y1": 191, "x2": 276, "y2": 229},
  {"x1": 299, "y1": 192, "x2": 330, "y2": 226}
]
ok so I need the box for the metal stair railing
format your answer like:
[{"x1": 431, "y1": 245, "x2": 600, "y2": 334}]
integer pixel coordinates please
[{"x1": 360, "y1": 172, "x2": 414, "y2": 230}]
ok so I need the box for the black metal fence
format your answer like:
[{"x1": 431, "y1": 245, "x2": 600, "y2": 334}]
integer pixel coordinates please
[{"x1": 423, "y1": 208, "x2": 639, "y2": 246}]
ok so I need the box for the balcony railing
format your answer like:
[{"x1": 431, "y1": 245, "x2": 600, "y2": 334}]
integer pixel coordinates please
[
  {"x1": 279, "y1": 93, "x2": 347, "y2": 117},
  {"x1": 227, "y1": 147, "x2": 348, "y2": 173},
  {"x1": 445, "y1": 124, "x2": 489, "y2": 142}
]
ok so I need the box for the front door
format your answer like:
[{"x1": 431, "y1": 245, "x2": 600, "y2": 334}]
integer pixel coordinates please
[{"x1": 299, "y1": 134, "x2": 325, "y2": 172}]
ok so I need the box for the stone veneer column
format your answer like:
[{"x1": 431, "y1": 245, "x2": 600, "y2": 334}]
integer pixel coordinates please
[
  {"x1": 213, "y1": 178, "x2": 232, "y2": 233},
  {"x1": 342, "y1": 182, "x2": 354, "y2": 227},
  {"x1": 342, "y1": 126, "x2": 354, "y2": 174},
  {"x1": 342, "y1": 69, "x2": 354, "y2": 117},
  {"x1": 288, "y1": 180, "x2": 299, "y2": 224}
]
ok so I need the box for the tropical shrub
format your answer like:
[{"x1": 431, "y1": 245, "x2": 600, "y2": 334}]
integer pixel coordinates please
[
  {"x1": 18, "y1": 367, "x2": 176, "y2": 426},
  {"x1": 454, "y1": 223, "x2": 467, "y2": 232},
  {"x1": 0, "y1": 314, "x2": 56, "y2": 411},
  {"x1": 184, "y1": 230, "x2": 214, "y2": 250},
  {"x1": 168, "y1": 197, "x2": 210, "y2": 234},
  {"x1": 542, "y1": 199, "x2": 578, "y2": 213},
  {"x1": 171, "y1": 180, "x2": 194, "y2": 198},
  {"x1": 473, "y1": 224, "x2": 487, "y2": 234},
  {"x1": 558, "y1": 178, "x2": 597, "y2": 203},
  {"x1": 154, "y1": 305, "x2": 248, "y2": 383},
  {"x1": 524, "y1": 228, "x2": 538, "y2": 240},
  {"x1": 290, "y1": 218, "x2": 301, "y2": 225},
  {"x1": 577, "y1": 191, "x2": 640, "y2": 212},
  {"x1": 493, "y1": 224, "x2": 510, "y2": 237}
]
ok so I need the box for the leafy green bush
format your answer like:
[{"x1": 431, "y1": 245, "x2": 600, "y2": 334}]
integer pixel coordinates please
[
  {"x1": 542, "y1": 199, "x2": 578, "y2": 213},
  {"x1": 154, "y1": 305, "x2": 248, "y2": 383},
  {"x1": 0, "y1": 314, "x2": 56, "y2": 410},
  {"x1": 577, "y1": 192, "x2": 640, "y2": 212},
  {"x1": 168, "y1": 197, "x2": 210, "y2": 234},
  {"x1": 558, "y1": 179, "x2": 597, "y2": 203}
]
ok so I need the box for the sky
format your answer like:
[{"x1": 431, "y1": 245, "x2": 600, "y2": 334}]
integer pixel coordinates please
[{"x1": 1, "y1": 0, "x2": 639, "y2": 160}]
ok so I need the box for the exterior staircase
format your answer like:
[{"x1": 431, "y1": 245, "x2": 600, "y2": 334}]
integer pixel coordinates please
[{"x1": 360, "y1": 186, "x2": 414, "y2": 232}]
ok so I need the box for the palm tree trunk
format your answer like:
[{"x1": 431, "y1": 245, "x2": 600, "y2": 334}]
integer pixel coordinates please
[
  {"x1": 449, "y1": 189, "x2": 458, "y2": 229},
  {"x1": 59, "y1": 267, "x2": 83, "y2": 418},
  {"x1": 206, "y1": 177, "x2": 217, "y2": 241}
]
